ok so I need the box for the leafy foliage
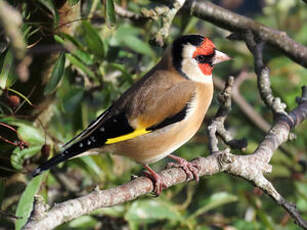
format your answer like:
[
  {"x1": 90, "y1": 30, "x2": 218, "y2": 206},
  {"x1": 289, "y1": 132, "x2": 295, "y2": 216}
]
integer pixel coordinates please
[{"x1": 0, "y1": 0, "x2": 306, "y2": 229}]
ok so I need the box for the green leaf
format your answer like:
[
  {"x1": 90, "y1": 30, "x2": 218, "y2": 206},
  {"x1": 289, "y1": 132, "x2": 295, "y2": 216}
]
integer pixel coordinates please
[
  {"x1": 115, "y1": 26, "x2": 153, "y2": 57},
  {"x1": 16, "y1": 123, "x2": 45, "y2": 146},
  {"x1": 121, "y1": 36, "x2": 154, "y2": 57},
  {"x1": 66, "y1": 53, "x2": 96, "y2": 79},
  {"x1": 11, "y1": 146, "x2": 42, "y2": 170},
  {"x1": 44, "y1": 53, "x2": 66, "y2": 95},
  {"x1": 15, "y1": 174, "x2": 44, "y2": 230},
  {"x1": 82, "y1": 21, "x2": 104, "y2": 58},
  {"x1": 296, "y1": 182, "x2": 307, "y2": 197},
  {"x1": 297, "y1": 198, "x2": 307, "y2": 212},
  {"x1": 0, "y1": 49, "x2": 15, "y2": 89},
  {"x1": 73, "y1": 50, "x2": 94, "y2": 65},
  {"x1": 101, "y1": 205, "x2": 126, "y2": 217},
  {"x1": 55, "y1": 34, "x2": 94, "y2": 65},
  {"x1": 68, "y1": 215, "x2": 97, "y2": 228},
  {"x1": 116, "y1": 25, "x2": 140, "y2": 37},
  {"x1": 106, "y1": 0, "x2": 116, "y2": 27},
  {"x1": 188, "y1": 192, "x2": 238, "y2": 220},
  {"x1": 125, "y1": 199, "x2": 182, "y2": 225}
]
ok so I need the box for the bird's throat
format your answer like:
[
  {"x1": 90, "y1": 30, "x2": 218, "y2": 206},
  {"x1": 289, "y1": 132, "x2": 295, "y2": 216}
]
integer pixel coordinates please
[{"x1": 198, "y1": 63, "x2": 213, "y2": 76}]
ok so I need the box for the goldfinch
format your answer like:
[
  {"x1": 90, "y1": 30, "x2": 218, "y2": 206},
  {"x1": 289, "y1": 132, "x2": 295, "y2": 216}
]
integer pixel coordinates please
[{"x1": 32, "y1": 35, "x2": 230, "y2": 194}]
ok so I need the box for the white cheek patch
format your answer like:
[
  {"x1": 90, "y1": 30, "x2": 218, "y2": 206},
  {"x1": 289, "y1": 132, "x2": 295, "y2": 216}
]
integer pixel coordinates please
[{"x1": 181, "y1": 44, "x2": 212, "y2": 84}]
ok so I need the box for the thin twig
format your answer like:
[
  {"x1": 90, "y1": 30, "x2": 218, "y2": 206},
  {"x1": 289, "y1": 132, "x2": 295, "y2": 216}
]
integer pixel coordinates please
[
  {"x1": 114, "y1": 4, "x2": 146, "y2": 21},
  {"x1": 213, "y1": 77, "x2": 271, "y2": 132}
]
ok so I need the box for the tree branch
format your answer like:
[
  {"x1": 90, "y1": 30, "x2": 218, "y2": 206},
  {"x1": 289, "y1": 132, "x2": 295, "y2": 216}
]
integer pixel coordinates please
[
  {"x1": 183, "y1": 0, "x2": 307, "y2": 68},
  {"x1": 24, "y1": 84, "x2": 307, "y2": 230}
]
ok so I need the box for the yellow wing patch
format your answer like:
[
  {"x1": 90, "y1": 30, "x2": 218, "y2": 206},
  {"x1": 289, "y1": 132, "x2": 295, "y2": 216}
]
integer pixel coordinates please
[{"x1": 105, "y1": 128, "x2": 150, "y2": 144}]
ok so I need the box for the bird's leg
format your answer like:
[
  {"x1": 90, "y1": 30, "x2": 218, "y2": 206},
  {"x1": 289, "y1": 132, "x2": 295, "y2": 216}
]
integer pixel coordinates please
[
  {"x1": 167, "y1": 154, "x2": 200, "y2": 182},
  {"x1": 143, "y1": 164, "x2": 167, "y2": 195}
]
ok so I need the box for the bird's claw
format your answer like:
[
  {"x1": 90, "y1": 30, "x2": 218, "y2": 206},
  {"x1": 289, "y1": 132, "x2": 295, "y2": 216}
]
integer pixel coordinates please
[
  {"x1": 167, "y1": 155, "x2": 200, "y2": 182},
  {"x1": 143, "y1": 170, "x2": 167, "y2": 196}
]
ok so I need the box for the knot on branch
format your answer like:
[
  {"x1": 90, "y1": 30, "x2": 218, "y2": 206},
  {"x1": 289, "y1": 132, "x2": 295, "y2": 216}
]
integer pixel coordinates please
[
  {"x1": 272, "y1": 98, "x2": 287, "y2": 115},
  {"x1": 29, "y1": 195, "x2": 49, "y2": 222},
  {"x1": 261, "y1": 162, "x2": 273, "y2": 174},
  {"x1": 216, "y1": 149, "x2": 234, "y2": 170}
]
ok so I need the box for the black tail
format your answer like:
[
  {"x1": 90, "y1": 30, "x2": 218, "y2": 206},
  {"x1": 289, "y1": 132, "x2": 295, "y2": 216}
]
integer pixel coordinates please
[{"x1": 31, "y1": 134, "x2": 104, "y2": 177}]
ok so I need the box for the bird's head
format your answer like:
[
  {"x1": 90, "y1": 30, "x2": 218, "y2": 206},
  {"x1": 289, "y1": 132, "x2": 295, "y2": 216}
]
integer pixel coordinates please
[{"x1": 172, "y1": 35, "x2": 230, "y2": 83}]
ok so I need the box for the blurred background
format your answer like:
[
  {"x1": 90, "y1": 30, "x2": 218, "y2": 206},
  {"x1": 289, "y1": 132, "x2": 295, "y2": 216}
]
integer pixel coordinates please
[{"x1": 0, "y1": 0, "x2": 306, "y2": 229}]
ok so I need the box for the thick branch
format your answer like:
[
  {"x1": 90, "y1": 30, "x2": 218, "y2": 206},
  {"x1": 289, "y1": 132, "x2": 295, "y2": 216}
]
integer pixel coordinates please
[
  {"x1": 24, "y1": 155, "x2": 221, "y2": 230},
  {"x1": 24, "y1": 85, "x2": 307, "y2": 230},
  {"x1": 184, "y1": 0, "x2": 307, "y2": 68}
]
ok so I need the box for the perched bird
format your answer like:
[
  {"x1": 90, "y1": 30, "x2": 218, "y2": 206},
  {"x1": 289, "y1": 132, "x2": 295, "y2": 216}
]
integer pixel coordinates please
[{"x1": 32, "y1": 35, "x2": 230, "y2": 194}]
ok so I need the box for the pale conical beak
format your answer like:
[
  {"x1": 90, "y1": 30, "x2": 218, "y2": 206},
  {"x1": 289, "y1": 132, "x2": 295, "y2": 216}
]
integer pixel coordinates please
[{"x1": 212, "y1": 50, "x2": 231, "y2": 65}]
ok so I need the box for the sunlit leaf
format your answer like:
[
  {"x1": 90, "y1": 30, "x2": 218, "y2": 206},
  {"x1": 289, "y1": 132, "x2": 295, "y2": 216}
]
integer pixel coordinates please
[
  {"x1": 297, "y1": 198, "x2": 307, "y2": 212},
  {"x1": 44, "y1": 53, "x2": 66, "y2": 95},
  {"x1": 101, "y1": 205, "x2": 126, "y2": 217},
  {"x1": 15, "y1": 174, "x2": 44, "y2": 230},
  {"x1": 125, "y1": 199, "x2": 182, "y2": 224},
  {"x1": 16, "y1": 123, "x2": 45, "y2": 146},
  {"x1": 68, "y1": 215, "x2": 97, "y2": 228}
]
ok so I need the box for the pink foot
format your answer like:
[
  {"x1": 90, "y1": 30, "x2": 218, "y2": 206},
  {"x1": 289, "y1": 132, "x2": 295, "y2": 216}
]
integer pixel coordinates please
[
  {"x1": 167, "y1": 155, "x2": 200, "y2": 182},
  {"x1": 143, "y1": 164, "x2": 167, "y2": 196}
]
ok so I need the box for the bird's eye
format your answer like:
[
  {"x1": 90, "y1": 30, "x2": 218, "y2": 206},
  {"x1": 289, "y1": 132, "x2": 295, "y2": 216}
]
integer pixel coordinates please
[
  {"x1": 194, "y1": 51, "x2": 215, "y2": 66},
  {"x1": 195, "y1": 55, "x2": 207, "y2": 63},
  {"x1": 195, "y1": 55, "x2": 212, "y2": 65}
]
